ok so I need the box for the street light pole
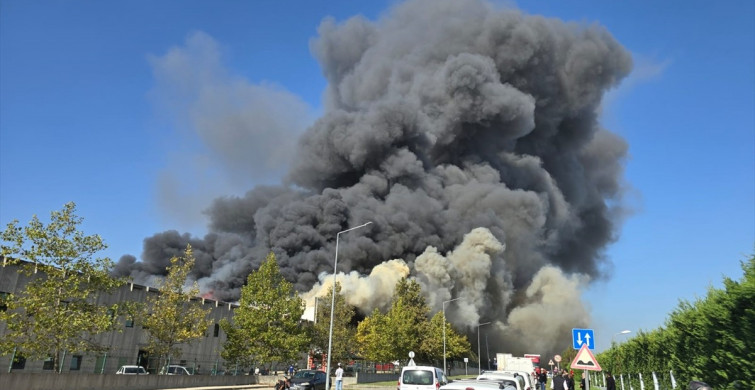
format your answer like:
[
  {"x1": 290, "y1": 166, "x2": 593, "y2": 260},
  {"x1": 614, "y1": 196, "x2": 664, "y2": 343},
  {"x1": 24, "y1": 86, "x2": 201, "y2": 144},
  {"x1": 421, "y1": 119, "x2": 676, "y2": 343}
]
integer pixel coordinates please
[
  {"x1": 477, "y1": 322, "x2": 491, "y2": 375},
  {"x1": 442, "y1": 297, "x2": 462, "y2": 374},
  {"x1": 325, "y1": 222, "x2": 372, "y2": 390},
  {"x1": 611, "y1": 330, "x2": 631, "y2": 344},
  {"x1": 611, "y1": 330, "x2": 631, "y2": 375}
]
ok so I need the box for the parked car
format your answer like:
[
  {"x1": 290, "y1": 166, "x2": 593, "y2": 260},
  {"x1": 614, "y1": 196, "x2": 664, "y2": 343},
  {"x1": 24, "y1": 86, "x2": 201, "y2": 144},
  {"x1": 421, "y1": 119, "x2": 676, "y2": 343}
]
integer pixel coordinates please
[
  {"x1": 399, "y1": 365, "x2": 448, "y2": 390},
  {"x1": 116, "y1": 365, "x2": 148, "y2": 375},
  {"x1": 159, "y1": 365, "x2": 193, "y2": 375},
  {"x1": 441, "y1": 379, "x2": 519, "y2": 390},
  {"x1": 479, "y1": 371, "x2": 532, "y2": 390},
  {"x1": 477, "y1": 373, "x2": 527, "y2": 390},
  {"x1": 290, "y1": 369, "x2": 329, "y2": 390}
]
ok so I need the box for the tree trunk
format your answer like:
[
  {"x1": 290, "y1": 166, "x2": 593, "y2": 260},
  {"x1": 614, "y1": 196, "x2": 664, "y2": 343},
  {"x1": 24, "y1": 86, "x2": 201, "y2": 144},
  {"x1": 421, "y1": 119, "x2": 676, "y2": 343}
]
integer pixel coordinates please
[{"x1": 54, "y1": 348, "x2": 60, "y2": 373}]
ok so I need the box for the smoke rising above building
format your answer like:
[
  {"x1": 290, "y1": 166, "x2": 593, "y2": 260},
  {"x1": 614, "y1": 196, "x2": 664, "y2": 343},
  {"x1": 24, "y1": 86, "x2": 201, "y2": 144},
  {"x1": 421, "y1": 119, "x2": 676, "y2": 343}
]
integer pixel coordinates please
[{"x1": 115, "y1": 0, "x2": 632, "y2": 356}]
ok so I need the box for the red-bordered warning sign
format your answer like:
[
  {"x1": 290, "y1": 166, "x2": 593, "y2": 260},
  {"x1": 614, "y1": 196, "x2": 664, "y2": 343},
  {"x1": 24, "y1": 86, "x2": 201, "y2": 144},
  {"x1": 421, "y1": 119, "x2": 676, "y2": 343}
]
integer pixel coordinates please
[{"x1": 570, "y1": 343, "x2": 602, "y2": 371}]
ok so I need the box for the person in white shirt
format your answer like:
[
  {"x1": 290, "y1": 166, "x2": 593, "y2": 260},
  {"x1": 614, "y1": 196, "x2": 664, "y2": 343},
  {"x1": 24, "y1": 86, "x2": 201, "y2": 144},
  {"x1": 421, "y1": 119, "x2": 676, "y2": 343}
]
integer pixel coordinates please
[{"x1": 335, "y1": 363, "x2": 344, "y2": 390}]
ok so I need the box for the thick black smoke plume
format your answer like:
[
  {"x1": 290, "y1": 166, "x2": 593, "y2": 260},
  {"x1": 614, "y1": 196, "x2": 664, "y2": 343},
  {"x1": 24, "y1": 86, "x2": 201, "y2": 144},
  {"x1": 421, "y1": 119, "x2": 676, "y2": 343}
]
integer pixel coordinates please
[{"x1": 115, "y1": 0, "x2": 632, "y2": 356}]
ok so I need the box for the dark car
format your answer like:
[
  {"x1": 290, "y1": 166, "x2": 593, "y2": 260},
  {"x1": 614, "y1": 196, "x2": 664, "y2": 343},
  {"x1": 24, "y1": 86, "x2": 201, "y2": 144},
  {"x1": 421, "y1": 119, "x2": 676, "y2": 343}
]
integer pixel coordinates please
[{"x1": 290, "y1": 370, "x2": 329, "y2": 390}]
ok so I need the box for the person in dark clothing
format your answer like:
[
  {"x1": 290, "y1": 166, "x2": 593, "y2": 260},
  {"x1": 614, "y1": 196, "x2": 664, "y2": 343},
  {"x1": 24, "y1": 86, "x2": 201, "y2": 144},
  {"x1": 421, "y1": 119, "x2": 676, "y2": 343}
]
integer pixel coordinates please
[
  {"x1": 551, "y1": 372, "x2": 569, "y2": 390},
  {"x1": 567, "y1": 371, "x2": 575, "y2": 390},
  {"x1": 606, "y1": 372, "x2": 616, "y2": 390},
  {"x1": 275, "y1": 378, "x2": 291, "y2": 390},
  {"x1": 539, "y1": 370, "x2": 548, "y2": 390}
]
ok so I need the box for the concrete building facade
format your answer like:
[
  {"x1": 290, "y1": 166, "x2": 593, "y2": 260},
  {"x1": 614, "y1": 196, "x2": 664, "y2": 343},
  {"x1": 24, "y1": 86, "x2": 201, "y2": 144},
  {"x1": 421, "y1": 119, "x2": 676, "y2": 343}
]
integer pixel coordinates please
[{"x1": 0, "y1": 261, "x2": 239, "y2": 375}]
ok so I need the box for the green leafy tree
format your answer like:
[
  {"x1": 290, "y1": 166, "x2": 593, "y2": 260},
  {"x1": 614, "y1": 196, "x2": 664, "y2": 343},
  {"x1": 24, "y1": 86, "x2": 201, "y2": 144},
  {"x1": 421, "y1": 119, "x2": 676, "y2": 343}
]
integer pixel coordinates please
[
  {"x1": 0, "y1": 202, "x2": 126, "y2": 372},
  {"x1": 561, "y1": 346, "x2": 577, "y2": 372},
  {"x1": 141, "y1": 245, "x2": 211, "y2": 367},
  {"x1": 312, "y1": 282, "x2": 357, "y2": 364},
  {"x1": 356, "y1": 308, "x2": 395, "y2": 362},
  {"x1": 420, "y1": 311, "x2": 471, "y2": 364},
  {"x1": 220, "y1": 252, "x2": 309, "y2": 370},
  {"x1": 356, "y1": 278, "x2": 442, "y2": 364},
  {"x1": 388, "y1": 278, "x2": 431, "y2": 362}
]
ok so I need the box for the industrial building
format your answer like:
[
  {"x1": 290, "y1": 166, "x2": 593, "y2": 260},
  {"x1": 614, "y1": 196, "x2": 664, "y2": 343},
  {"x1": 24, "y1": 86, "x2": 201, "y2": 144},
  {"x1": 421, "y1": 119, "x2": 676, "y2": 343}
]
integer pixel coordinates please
[{"x1": 0, "y1": 260, "x2": 239, "y2": 374}]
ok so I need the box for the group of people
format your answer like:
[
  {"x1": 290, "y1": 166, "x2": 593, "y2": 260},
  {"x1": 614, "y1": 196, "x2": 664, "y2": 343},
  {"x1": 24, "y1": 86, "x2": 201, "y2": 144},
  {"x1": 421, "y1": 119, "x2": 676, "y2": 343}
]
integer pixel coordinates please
[
  {"x1": 534, "y1": 368, "x2": 710, "y2": 390},
  {"x1": 532, "y1": 368, "x2": 617, "y2": 390},
  {"x1": 273, "y1": 362, "x2": 344, "y2": 390},
  {"x1": 274, "y1": 377, "x2": 292, "y2": 390}
]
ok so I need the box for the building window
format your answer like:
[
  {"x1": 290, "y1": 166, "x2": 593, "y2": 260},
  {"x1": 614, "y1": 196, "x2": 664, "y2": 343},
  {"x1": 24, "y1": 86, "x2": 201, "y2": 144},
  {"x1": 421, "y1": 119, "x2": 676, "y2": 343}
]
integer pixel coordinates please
[
  {"x1": 0, "y1": 291, "x2": 9, "y2": 311},
  {"x1": 70, "y1": 355, "x2": 82, "y2": 371},
  {"x1": 11, "y1": 354, "x2": 26, "y2": 370},
  {"x1": 214, "y1": 323, "x2": 220, "y2": 337},
  {"x1": 43, "y1": 356, "x2": 54, "y2": 370}
]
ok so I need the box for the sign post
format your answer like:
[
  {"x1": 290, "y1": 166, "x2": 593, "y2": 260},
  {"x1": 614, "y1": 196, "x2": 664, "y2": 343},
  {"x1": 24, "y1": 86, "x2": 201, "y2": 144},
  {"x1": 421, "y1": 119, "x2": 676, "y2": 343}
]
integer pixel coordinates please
[
  {"x1": 570, "y1": 343, "x2": 602, "y2": 390},
  {"x1": 554, "y1": 355, "x2": 561, "y2": 371}
]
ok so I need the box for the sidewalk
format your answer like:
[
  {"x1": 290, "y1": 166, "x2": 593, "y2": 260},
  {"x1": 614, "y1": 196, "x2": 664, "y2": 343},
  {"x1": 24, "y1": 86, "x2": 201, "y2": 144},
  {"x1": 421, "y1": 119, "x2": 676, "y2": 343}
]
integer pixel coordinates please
[
  {"x1": 158, "y1": 381, "x2": 394, "y2": 390},
  {"x1": 158, "y1": 385, "x2": 270, "y2": 390}
]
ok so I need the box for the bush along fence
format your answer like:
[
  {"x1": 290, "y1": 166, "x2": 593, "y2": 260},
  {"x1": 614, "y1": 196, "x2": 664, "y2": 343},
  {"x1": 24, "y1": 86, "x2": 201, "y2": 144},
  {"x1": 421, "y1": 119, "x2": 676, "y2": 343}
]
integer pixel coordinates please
[{"x1": 594, "y1": 256, "x2": 754, "y2": 390}]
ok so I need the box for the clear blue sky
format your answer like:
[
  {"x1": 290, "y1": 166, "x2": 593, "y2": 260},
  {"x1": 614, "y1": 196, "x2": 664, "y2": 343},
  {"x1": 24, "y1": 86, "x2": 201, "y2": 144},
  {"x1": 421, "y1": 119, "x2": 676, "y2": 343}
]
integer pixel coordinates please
[{"x1": 1, "y1": 0, "x2": 753, "y2": 353}]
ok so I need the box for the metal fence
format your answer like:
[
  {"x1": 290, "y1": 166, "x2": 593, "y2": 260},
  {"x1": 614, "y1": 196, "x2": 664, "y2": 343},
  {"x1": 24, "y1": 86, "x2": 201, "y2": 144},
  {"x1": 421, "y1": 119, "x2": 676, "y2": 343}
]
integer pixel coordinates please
[{"x1": 1, "y1": 348, "x2": 243, "y2": 376}]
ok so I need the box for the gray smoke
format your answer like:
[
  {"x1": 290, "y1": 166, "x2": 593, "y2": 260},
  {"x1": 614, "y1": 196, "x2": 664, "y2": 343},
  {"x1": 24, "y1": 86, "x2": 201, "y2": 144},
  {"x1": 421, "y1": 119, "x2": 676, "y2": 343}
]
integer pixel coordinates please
[
  {"x1": 147, "y1": 31, "x2": 314, "y2": 227},
  {"x1": 115, "y1": 0, "x2": 632, "y2": 357}
]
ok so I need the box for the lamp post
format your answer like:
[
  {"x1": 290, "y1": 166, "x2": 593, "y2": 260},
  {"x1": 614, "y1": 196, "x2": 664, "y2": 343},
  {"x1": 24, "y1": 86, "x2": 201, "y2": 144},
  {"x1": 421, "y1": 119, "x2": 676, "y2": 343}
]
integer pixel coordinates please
[
  {"x1": 477, "y1": 322, "x2": 491, "y2": 375},
  {"x1": 325, "y1": 222, "x2": 372, "y2": 390},
  {"x1": 443, "y1": 297, "x2": 463, "y2": 374},
  {"x1": 612, "y1": 330, "x2": 631, "y2": 375},
  {"x1": 612, "y1": 330, "x2": 631, "y2": 344}
]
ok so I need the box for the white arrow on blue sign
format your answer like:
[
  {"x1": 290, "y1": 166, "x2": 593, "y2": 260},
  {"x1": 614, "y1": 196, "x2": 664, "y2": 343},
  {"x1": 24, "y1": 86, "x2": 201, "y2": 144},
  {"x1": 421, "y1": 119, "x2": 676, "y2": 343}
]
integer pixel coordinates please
[{"x1": 572, "y1": 328, "x2": 595, "y2": 350}]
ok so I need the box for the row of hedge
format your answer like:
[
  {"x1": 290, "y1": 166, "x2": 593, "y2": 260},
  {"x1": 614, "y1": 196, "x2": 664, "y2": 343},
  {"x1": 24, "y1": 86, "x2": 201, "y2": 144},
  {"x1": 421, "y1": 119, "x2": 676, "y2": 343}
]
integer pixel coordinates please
[{"x1": 596, "y1": 255, "x2": 753, "y2": 390}]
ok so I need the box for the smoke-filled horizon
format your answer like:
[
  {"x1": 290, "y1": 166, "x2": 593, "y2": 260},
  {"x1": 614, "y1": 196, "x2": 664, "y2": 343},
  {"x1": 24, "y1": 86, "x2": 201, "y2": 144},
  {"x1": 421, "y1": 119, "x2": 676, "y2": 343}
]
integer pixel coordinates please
[{"x1": 114, "y1": 0, "x2": 632, "y2": 358}]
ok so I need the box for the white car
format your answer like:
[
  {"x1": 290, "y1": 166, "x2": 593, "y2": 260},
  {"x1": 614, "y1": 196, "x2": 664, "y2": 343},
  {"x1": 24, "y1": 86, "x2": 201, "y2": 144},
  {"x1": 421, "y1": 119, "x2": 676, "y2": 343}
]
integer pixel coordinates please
[
  {"x1": 477, "y1": 372, "x2": 528, "y2": 390},
  {"x1": 160, "y1": 365, "x2": 193, "y2": 375},
  {"x1": 442, "y1": 379, "x2": 520, "y2": 390},
  {"x1": 116, "y1": 365, "x2": 148, "y2": 375},
  {"x1": 493, "y1": 371, "x2": 535, "y2": 390}
]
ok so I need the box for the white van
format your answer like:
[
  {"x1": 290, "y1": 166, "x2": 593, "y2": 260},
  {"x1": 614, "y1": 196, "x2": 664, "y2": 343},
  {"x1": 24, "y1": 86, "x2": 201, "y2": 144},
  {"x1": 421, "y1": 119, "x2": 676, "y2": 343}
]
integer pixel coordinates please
[{"x1": 399, "y1": 365, "x2": 448, "y2": 390}]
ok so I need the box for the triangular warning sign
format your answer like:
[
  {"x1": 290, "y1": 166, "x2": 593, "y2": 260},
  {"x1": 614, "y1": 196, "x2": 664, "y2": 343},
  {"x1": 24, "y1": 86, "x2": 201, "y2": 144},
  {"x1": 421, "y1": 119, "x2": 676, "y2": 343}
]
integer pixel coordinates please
[{"x1": 570, "y1": 343, "x2": 602, "y2": 371}]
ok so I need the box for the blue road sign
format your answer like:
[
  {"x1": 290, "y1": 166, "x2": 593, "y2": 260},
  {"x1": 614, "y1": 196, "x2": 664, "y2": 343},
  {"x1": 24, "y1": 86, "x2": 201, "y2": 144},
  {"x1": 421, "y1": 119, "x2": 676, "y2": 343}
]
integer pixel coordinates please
[{"x1": 572, "y1": 328, "x2": 595, "y2": 350}]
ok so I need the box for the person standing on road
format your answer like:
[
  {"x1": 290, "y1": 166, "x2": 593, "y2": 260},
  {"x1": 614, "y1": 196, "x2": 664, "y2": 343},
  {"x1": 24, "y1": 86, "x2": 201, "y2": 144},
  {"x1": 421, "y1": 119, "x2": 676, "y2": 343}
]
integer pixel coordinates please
[
  {"x1": 539, "y1": 369, "x2": 548, "y2": 390},
  {"x1": 567, "y1": 371, "x2": 575, "y2": 390},
  {"x1": 606, "y1": 372, "x2": 616, "y2": 390},
  {"x1": 335, "y1": 363, "x2": 344, "y2": 390},
  {"x1": 551, "y1": 371, "x2": 569, "y2": 390}
]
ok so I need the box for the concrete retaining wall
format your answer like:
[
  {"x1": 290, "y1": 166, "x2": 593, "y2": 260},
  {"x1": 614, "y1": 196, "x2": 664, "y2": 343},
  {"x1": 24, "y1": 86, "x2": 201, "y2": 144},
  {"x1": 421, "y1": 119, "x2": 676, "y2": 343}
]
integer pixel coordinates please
[
  {"x1": 0, "y1": 372, "x2": 260, "y2": 390},
  {"x1": 356, "y1": 372, "x2": 398, "y2": 384}
]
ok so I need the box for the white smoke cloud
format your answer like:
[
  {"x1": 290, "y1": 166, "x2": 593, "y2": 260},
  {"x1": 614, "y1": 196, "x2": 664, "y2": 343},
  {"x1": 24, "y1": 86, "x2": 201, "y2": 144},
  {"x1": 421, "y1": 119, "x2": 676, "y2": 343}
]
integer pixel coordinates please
[
  {"x1": 502, "y1": 265, "x2": 591, "y2": 353},
  {"x1": 301, "y1": 258, "x2": 411, "y2": 313},
  {"x1": 415, "y1": 227, "x2": 505, "y2": 326},
  {"x1": 302, "y1": 227, "x2": 591, "y2": 359}
]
